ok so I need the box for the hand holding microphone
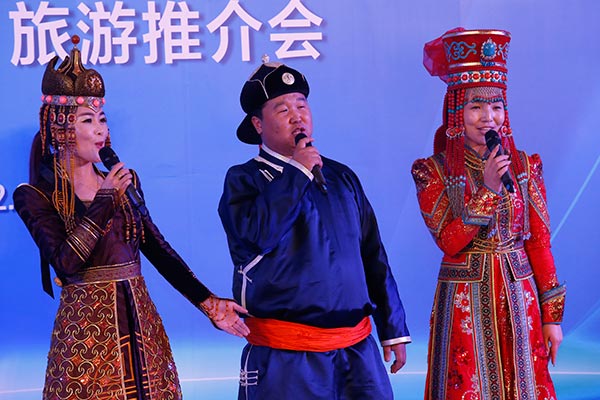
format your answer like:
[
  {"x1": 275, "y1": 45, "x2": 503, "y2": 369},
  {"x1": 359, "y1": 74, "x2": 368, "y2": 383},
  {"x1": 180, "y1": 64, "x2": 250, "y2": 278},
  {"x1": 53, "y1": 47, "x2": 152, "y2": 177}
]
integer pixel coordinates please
[
  {"x1": 100, "y1": 160, "x2": 131, "y2": 193},
  {"x1": 294, "y1": 133, "x2": 328, "y2": 194},
  {"x1": 484, "y1": 129, "x2": 515, "y2": 193},
  {"x1": 99, "y1": 146, "x2": 149, "y2": 216}
]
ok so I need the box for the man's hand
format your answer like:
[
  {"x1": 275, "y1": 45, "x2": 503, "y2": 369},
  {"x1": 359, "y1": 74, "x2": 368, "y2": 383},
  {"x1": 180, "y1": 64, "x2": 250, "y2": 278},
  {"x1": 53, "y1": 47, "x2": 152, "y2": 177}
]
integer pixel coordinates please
[
  {"x1": 292, "y1": 134, "x2": 322, "y2": 172},
  {"x1": 383, "y1": 343, "x2": 407, "y2": 374}
]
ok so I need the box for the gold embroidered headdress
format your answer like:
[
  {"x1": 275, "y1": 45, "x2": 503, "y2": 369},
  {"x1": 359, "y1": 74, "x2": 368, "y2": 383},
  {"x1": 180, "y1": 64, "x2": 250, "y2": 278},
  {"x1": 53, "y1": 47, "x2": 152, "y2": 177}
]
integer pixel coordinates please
[{"x1": 39, "y1": 35, "x2": 107, "y2": 233}]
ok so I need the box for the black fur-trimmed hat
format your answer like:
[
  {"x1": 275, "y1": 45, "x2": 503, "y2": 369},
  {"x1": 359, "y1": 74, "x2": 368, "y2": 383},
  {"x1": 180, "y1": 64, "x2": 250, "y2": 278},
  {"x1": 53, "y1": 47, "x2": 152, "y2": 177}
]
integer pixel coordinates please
[{"x1": 237, "y1": 62, "x2": 309, "y2": 144}]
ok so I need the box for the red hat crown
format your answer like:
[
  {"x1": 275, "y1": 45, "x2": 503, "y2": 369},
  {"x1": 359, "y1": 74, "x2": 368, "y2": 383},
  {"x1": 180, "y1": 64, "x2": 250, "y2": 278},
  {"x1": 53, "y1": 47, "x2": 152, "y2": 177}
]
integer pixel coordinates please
[{"x1": 424, "y1": 28, "x2": 511, "y2": 90}]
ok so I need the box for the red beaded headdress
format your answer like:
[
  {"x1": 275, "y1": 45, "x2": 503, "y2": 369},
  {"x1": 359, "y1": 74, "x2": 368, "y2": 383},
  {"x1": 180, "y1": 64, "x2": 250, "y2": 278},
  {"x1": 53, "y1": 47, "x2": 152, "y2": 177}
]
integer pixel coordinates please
[
  {"x1": 38, "y1": 35, "x2": 108, "y2": 233},
  {"x1": 423, "y1": 28, "x2": 528, "y2": 227}
]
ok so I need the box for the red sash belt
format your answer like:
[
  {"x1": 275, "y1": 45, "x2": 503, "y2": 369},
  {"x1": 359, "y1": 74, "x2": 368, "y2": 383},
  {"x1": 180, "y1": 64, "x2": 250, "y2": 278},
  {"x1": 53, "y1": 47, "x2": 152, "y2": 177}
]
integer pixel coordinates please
[{"x1": 245, "y1": 316, "x2": 372, "y2": 352}]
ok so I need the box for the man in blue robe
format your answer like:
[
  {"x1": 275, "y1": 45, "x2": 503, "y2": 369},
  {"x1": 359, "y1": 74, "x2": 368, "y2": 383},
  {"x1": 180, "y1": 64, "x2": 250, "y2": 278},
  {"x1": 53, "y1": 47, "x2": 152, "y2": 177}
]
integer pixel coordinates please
[{"x1": 218, "y1": 61, "x2": 411, "y2": 399}]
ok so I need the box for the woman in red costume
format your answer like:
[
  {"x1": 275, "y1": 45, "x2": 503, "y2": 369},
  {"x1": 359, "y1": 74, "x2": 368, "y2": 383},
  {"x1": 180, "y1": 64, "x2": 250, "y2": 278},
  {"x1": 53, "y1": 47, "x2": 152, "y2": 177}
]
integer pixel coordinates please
[
  {"x1": 13, "y1": 36, "x2": 249, "y2": 399},
  {"x1": 411, "y1": 28, "x2": 566, "y2": 400}
]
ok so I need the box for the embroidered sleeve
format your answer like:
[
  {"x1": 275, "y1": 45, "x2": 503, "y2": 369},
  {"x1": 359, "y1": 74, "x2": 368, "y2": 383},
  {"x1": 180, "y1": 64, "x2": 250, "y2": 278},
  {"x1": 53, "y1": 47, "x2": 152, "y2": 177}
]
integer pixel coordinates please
[
  {"x1": 462, "y1": 186, "x2": 501, "y2": 225},
  {"x1": 411, "y1": 157, "x2": 500, "y2": 256},
  {"x1": 65, "y1": 216, "x2": 104, "y2": 261},
  {"x1": 65, "y1": 188, "x2": 118, "y2": 261},
  {"x1": 13, "y1": 184, "x2": 117, "y2": 276},
  {"x1": 524, "y1": 153, "x2": 565, "y2": 323}
]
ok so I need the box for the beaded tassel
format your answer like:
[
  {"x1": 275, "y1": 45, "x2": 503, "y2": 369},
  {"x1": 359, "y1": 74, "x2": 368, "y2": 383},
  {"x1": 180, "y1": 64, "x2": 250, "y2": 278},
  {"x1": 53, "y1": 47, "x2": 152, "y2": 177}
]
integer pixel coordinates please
[
  {"x1": 119, "y1": 187, "x2": 142, "y2": 244},
  {"x1": 40, "y1": 104, "x2": 78, "y2": 234},
  {"x1": 502, "y1": 90, "x2": 526, "y2": 178},
  {"x1": 39, "y1": 105, "x2": 51, "y2": 155},
  {"x1": 122, "y1": 196, "x2": 132, "y2": 243},
  {"x1": 444, "y1": 88, "x2": 467, "y2": 219},
  {"x1": 433, "y1": 93, "x2": 449, "y2": 154},
  {"x1": 501, "y1": 90, "x2": 530, "y2": 238},
  {"x1": 132, "y1": 171, "x2": 146, "y2": 244},
  {"x1": 49, "y1": 116, "x2": 76, "y2": 234}
]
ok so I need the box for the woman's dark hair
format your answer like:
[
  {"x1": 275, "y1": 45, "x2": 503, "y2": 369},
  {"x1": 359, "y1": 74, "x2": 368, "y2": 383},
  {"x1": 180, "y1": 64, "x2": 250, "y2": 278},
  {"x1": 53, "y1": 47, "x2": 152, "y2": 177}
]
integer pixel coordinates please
[{"x1": 28, "y1": 132, "x2": 43, "y2": 185}]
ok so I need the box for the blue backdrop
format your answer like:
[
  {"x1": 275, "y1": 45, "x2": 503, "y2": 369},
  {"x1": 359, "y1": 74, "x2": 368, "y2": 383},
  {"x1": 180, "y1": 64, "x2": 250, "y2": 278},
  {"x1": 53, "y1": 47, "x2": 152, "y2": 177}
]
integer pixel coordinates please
[{"x1": 1, "y1": 1, "x2": 599, "y2": 398}]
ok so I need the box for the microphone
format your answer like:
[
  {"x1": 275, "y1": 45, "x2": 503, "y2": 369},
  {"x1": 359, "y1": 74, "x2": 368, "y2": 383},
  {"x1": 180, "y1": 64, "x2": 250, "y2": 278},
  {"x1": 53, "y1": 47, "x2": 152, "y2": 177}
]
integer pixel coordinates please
[
  {"x1": 484, "y1": 129, "x2": 515, "y2": 193},
  {"x1": 99, "y1": 146, "x2": 149, "y2": 216},
  {"x1": 294, "y1": 133, "x2": 328, "y2": 194}
]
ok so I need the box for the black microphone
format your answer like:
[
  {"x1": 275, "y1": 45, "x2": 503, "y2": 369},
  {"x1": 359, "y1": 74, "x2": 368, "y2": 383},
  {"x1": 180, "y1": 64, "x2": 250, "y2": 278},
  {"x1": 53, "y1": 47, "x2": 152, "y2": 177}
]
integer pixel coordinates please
[
  {"x1": 294, "y1": 133, "x2": 328, "y2": 194},
  {"x1": 484, "y1": 129, "x2": 515, "y2": 193},
  {"x1": 99, "y1": 146, "x2": 149, "y2": 216}
]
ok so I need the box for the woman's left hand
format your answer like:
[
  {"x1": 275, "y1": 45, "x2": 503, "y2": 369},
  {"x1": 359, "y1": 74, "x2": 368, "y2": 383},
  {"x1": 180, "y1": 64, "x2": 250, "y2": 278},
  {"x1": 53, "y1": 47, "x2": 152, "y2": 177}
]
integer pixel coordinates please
[
  {"x1": 200, "y1": 295, "x2": 250, "y2": 337},
  {"x1": 543, "y1": 324, "x2": 563, "y2": 366}
]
